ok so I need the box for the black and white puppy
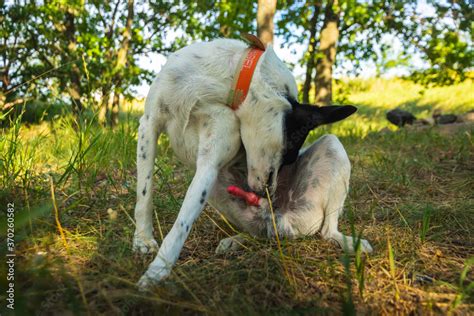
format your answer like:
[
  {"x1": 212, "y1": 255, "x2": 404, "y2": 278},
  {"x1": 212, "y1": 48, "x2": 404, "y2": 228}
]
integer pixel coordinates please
[{"x1": 133, "y1": 38, "x2": 372, "y2": 290}]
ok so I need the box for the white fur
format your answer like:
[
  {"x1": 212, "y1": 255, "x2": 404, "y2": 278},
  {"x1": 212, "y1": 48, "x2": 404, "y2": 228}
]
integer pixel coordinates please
[{"x1": 133, "y1": 38, "x2": 372, "y2": 290}]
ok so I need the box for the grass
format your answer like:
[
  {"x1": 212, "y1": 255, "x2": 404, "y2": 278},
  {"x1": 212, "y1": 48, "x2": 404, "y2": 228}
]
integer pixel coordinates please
[{"x1": 0, "y1": 78, "x2": 473, "y2": 315}]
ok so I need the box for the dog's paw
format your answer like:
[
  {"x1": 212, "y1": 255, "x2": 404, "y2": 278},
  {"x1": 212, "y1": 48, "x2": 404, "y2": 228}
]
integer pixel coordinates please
[
  {"x1": 359, "y1": 239, "x2": 373, "y2": 253},
  {"x1": 215, "y1": 235, "x2": 243, "y2": 254},
  {"x1": 333, "y1": 235, "x2": 373, "y2": 254},
  {"x1": 136, "y1": 267, "x2": 170, "y2": 291},
  {"x1": 133, "y1": 234, "x2": 159, "y2": 255}
]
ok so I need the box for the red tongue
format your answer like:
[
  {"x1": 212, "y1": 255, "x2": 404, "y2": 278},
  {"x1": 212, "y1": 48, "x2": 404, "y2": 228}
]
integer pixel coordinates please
[{"x1": 227, "y1": 185, "x2": 261, "y2": 207}]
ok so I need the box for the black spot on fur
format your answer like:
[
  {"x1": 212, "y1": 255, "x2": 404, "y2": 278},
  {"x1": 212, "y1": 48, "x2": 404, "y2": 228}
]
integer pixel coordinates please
[
  {"x1": 142, "y1": 185, "x2": 147, "y2": 196},
  {"x1": 140, "y1": 146, "x2": 144, "y2": 152},
  {"x1": 250, "y1": 90, "x2": 258, "y2": 101},
  {"x1": 326, "y1": 149, "x2": 336, "y2": 159},
  {"x1": 146, "y1": 174, "x2": 151, "y2": 180},
  {"x1": 181, "y1": 222, "x2": 184, "y2": 227},
  {"x1": 173, "y1": 74, "x2": 183, "y2": 84},
  {"x1": 200, "y1": 198, "x2": 205, "y2": 204},
  {"x1": 159, "y1": 100, "x2": 170, "y2": 114},
  {"x1": 186, "y1": 225, "x2": 189, "y2": 232},
  {"x1": 170, "y1": 68, "x2": 186, "y2": 84},
  {"x1": 141, "y1": 134, "x2": 144, "y2": 140},
  {"x1": 146, "y1": 114, "x2": 149, "y2": 120},
  {"x1": 202, "y1": 190, "x2": 207, "y2": 197},
  {"x1": 142, "y1": 153, "x2": 147, "y2": 160},
  {"x1": 193, "y1": 54, "x2": 202, "y2": 59}
]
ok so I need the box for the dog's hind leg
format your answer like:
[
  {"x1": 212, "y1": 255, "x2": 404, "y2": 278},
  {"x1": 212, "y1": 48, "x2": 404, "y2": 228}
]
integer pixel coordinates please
[
  {"x1": 317, "y1": 136, "x2": 373, "y2": 254},
  {"x1": 320, "y1": 187, "x2": 373, "y2": 254},
  {"x1": 133, "y1": 82, "x2": 163, "y2": 255}
]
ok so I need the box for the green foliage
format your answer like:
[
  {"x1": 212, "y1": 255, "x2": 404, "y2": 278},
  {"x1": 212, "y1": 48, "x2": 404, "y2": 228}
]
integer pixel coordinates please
[
  {"x1": 419, "y1": 205, "x2": 432, "y2": 242},
  {"x1": 1, "y1": 0, "x2": 260, "y2": 124},
  {"x1": 278, "y1": 1, "x2": 418, "y2": 72},
  {"x1": 279, "y1": 1, "x2": 472, "y2": 88},
  {"x1": 410, "y1": 30, "x2": 473, "y2": 85},
  {"x1": 2, "y1": 0, "x2": 472, "y2": 121}
]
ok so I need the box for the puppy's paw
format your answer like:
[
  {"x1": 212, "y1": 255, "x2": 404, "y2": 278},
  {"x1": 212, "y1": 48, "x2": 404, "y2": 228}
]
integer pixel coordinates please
[
  {"x1": 133, "y1": 233, "x2": 159, "y2": 255},
  {"x1": 215, "y1": 235, "x2": 244, "y2": 254},
  {"x1": 136, "y1": 267, "x2": 170, "y2": 291},
  {"x1": 334, "y1": 235, "x2": 373, "y2": 254},
  {"x1": 359, "y1": 239, "x2": 373, "y2": 253}
]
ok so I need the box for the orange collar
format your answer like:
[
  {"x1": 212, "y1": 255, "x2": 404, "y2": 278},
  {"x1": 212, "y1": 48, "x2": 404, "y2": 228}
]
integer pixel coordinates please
[{"x1": 227, "y1": 47, "x2": 265, "y2": 110}]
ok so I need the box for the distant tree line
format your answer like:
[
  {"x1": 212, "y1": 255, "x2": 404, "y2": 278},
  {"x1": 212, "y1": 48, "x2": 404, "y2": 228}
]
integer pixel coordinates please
[
  {"x1": 277, "y1": 0, "x2": 472, "y2": 104},
  {"x1": 1, "y1": 0, "x2": 472, "y2": 125}
]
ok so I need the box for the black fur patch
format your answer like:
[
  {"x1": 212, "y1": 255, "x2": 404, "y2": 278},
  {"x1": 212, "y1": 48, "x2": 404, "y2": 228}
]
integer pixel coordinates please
[{"x1": 282, "y1": 97, "x2": 357, "y2": 165}]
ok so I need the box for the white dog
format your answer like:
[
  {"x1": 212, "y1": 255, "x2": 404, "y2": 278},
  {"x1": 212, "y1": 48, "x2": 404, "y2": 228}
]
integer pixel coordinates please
[{"x1": 133, "y1": 36, "x2": 373, "y2": 290}]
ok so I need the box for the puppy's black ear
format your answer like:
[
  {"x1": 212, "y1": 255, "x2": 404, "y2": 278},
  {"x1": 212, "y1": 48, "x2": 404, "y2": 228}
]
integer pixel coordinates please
[
  {"x1": 288, "y1": 99, "x2": 357, "y2": 129},
  {"x1": 315, "y1": 105, "x2": 357, "y2": 124},
  {"x1": 282, "y1": 99, "x2": 357, "y2": 165}
]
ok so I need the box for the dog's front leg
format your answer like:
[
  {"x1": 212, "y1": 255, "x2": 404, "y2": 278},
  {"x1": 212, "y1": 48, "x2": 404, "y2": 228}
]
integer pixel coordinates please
[
  {"x1": 136, "y1": 107, "x2": 240, "y2": 290},
  {"x1": 137, "y1": 161, "x2": 218, "y2": 289}
]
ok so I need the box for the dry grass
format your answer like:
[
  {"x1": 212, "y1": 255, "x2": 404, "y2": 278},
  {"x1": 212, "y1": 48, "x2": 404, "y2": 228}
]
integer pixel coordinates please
[{"x1": 1, "y1": 79, "x2": 473, "y2": 315}]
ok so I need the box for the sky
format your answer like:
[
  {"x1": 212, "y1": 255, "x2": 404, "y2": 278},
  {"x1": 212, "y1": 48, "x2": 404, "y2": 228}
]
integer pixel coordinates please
[{"x1": 135, "y1": 0, "x2": 436, "y2": 98}]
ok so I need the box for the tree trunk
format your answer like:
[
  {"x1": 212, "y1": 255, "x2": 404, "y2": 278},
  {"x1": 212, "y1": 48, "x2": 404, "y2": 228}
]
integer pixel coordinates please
[
  {"x1": 314, "y1": 0, "x2": 340, "y2": 106},
  {"x1": 302, "y1": 3, "x2": 322, "y2": 104},
  {"x1": 115, "y1": 0, "x2": 134, "y2": 73},
  {"x1": 111, "y1": 90, "x2": 120, "y2": 127},
  {"x1": 1, "y1": 65, "x2": 10, "y2": 93},
  {"x1": 100, "y1": 87, "x2": 110, "y2": 125},
  {"x1": 109, "y1": 0, "x2": 134, "y2": 127},
  {"x1": 64, "y1": 11, "x2": 83, "y2": 114},
  {"x1": 257, "y1": 0, "x2": 277, "y2": 45}
]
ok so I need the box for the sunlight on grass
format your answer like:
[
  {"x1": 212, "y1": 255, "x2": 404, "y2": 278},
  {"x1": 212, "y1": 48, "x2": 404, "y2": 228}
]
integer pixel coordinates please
[
  {"x1": 346, "y1": 78, "x2": 473, "y2": 114},
  {"x1": 307, "y1": 78, "x2": 474, "y2": 140}
]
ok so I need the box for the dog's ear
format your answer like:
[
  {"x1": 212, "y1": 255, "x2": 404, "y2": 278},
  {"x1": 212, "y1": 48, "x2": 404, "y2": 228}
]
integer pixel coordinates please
[
  {"x1": 313, "y1": 105, "x2": 357, "y2": 125},
  {"x1": 287, "y1": 98, "x2": 357, "y2": 129},
  {"x1": 282, "y1": 99, "x2": 357, "y2": 165}
]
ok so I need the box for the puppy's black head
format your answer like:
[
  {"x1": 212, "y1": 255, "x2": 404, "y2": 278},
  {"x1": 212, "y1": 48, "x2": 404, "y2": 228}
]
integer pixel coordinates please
[{"x1": 282, "y1": 97, "x2": 357, "y2": 165}]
